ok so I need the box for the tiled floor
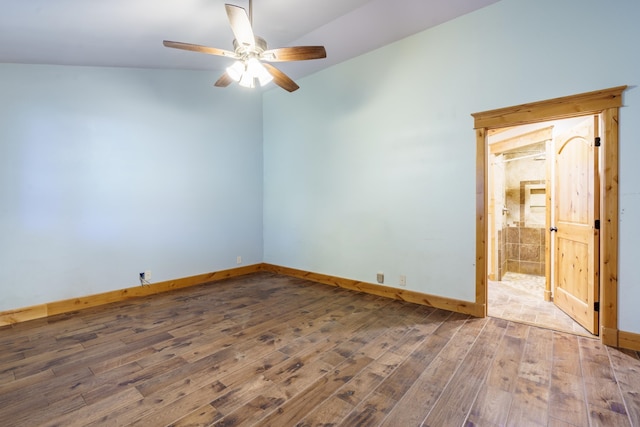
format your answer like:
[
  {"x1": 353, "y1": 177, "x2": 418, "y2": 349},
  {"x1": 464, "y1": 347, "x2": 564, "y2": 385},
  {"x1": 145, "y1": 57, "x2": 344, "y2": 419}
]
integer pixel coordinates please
[{"x1": 488, "y1": 272, "x2": 593, "y2": 337}]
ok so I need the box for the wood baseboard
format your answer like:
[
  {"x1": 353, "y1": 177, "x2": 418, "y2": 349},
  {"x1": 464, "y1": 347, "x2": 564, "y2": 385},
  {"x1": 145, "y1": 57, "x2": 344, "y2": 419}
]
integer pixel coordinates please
[
  {"x1": 619, "y1": 330, "x2": 640, "y2": 351},
  {"x1": 261, "y1": 263, "x2": 484, "y2": 317},
  {"x1": 6, "y1": 262, "x2": 636, "y2": 348},
  {"x1": 4, "y1": 261, "x2": 637, "y2": 350},
  {"x1": 0, "y1": 264, "x2": 263, "y2": 326}
]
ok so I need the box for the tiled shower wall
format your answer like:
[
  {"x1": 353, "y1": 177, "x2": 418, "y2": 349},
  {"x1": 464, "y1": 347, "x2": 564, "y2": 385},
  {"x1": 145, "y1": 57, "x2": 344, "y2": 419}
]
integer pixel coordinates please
[{"x1": 506, "y1": 226, "x2": 546, "y2": 276}]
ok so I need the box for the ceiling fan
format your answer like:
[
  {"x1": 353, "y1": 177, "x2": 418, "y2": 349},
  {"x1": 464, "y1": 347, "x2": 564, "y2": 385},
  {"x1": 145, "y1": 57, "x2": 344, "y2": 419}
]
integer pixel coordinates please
[{"x1": 163, "y1": 0, "x2": 327, "y2": 92}]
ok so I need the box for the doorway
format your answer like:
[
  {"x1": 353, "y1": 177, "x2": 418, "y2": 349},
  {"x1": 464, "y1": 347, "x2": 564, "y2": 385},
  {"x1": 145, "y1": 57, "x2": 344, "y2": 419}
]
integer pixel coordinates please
[
  {"x1": 486, "y1": 117, "x2": 595, "y2": 337},
  {"x1": 472, "y1": 86, "x2": 626, "y2": 347}
]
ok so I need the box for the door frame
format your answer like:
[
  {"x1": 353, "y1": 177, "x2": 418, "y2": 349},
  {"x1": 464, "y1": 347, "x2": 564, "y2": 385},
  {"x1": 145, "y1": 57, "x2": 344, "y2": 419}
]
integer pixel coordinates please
[{"x1": 472, "y1": 86, "x2": 626, "y2": 346}]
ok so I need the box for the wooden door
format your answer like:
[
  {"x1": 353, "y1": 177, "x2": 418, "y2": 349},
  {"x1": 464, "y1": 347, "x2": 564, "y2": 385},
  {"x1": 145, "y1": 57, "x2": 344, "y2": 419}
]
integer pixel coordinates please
[{"x1": 553, "y1": 117, "x2": 599, "y2": 334}]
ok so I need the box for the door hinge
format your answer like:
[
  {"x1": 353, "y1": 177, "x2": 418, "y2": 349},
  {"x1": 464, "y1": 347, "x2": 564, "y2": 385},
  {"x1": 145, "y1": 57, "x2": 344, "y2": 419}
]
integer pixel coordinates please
[
  {"x1": 595, "y1": 219, "x2": 600, "y2": 230},
  {"x1": 594, "y1": 302, "x2": 600, "y2": 312},
  {"x1": 595, "y1": 137, "x2": 601, "y2": 147}
]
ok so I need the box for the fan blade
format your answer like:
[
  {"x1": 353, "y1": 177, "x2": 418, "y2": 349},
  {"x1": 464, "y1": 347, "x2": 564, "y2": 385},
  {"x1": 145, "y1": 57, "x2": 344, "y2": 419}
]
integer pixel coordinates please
[
  {"x1": 163, "y1": 40, "x2": 237, "y2": 58},
  {"x1": 214, "y1": 72, "x2": 234, "y2": 88},
  {"x1": 263, "y1": 63, "x2": 299, "y2": 92},
  {"x1": 225, "y1": 4, "x2": 255, "y2": 49},
  {"x1": 262, "y1": 46, "x2": 327, "y2": 62}
]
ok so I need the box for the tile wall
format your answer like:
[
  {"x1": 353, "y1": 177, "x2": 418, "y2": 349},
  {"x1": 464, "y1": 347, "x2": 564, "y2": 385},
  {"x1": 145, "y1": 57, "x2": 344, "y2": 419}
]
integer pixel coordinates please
[{"x1": 506, "y1": 226, "x2": 546, "y2": 276}]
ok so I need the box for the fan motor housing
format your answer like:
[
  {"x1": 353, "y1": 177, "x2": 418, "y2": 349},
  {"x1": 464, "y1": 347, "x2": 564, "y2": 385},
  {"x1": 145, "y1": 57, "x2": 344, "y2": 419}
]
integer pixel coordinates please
[{"x1": 233, "y1": 36, "x2": 267, "y2": 56}]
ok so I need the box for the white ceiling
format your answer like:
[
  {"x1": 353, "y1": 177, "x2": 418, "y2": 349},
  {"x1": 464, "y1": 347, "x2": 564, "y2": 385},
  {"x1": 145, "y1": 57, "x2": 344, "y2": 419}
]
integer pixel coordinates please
[{"x1": 0, "y1": 0, "x2": 500, "y2": 81}]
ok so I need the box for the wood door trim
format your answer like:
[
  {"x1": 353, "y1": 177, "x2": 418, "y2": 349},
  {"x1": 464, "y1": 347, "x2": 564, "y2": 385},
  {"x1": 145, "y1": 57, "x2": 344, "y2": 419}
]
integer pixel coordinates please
[
  {"x1": 600, "y1": 108, "x2": 620, "y2": 346},
  {"x1": 472, "y1": 86, "x2": 626, "y2": 129},
  {"x1": 544, "y1": 139, "x2": 552, "y2": 301},
  {"x1": 476, "y1": 128, "x2": 488, "y2": 316},
  {"x1": 473, "y1": 85, "x2": 626, "y2": 346},
  {"x1": 489, "y1": 126, "x2": 553, "y2": 154}
]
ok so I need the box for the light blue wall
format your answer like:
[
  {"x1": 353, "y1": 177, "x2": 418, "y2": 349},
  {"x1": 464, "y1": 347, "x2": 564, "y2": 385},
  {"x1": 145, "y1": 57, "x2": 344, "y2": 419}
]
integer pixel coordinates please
[
  {"x1": 263, "y1": 0, "x2": 640, "y2": 333},
  {"x1": 0, "y1": 64, "x2": 263, "y2": 311}
]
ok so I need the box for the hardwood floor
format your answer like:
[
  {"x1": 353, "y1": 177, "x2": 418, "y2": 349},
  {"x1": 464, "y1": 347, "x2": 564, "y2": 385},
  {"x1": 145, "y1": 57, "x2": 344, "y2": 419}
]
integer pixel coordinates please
[{"x1": 1, "y1": 272, "x2": 639, "y2": 427}]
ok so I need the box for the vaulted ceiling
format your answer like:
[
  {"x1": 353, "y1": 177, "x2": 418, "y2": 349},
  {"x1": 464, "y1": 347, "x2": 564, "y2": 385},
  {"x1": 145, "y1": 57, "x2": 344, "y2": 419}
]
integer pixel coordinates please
[{"x1": 1, "y1": 0, "x2": 500, "y2": 80}]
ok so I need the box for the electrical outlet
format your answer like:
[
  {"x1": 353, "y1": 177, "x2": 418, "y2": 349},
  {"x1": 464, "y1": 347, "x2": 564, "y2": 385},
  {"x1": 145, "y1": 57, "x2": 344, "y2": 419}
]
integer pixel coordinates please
[
  {"x1": 236, "y1": 256, "x2": 242, "y2": 265},
  {"x1": 376, "y1": 272, "x2": 384, "y2": 284},
  {"x1": 399, "y1": 275, "x2": 406, "y2": 286}
]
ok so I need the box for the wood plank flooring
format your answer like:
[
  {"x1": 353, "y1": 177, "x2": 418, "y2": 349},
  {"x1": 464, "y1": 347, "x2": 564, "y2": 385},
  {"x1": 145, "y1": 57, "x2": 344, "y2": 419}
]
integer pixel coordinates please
[{"x1": 1, "y1": 272, "x2": 639, "y2": 426}]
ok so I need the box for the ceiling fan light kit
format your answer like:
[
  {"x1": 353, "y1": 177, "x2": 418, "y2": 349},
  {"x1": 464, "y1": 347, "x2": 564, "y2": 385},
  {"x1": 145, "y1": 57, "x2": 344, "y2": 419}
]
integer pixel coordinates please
[{"x1": 163, "y1": 0, "x2": 326, "y2": 92}]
